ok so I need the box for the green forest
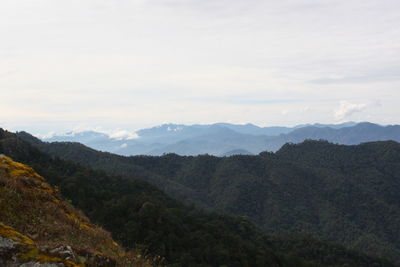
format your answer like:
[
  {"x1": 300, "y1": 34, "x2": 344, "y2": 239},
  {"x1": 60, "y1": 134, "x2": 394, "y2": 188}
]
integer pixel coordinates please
[{"x1": 0, "y1": 129, "x2": 398, "y2": 266}]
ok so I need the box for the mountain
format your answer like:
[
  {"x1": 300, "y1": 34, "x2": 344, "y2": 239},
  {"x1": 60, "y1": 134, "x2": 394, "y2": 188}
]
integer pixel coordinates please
[
  {"x1": 39, "y1": 122, "x2": 399, "y2": 156},
  {"x1": 20, "y1": 130, "x2": 400, "y2": 265},
  {"x1": 44, "y1": 130, "x2": 110, "y2": 143},
  {"x1": 41, "y1": 123, "x2": 277, "y2": 156},
  {"x1": 294, "y1": 121, "x2": 358, "y2": 129},
  {"x1": 146, "y1": 125, "x2": 270, "y2": 156},
  {"x1": 252, "y1": 122, "x2": 400, "y2": 152},
  {"x1": 153, "y1": 122, "x2": 400, "y2": 155},
  {"x1": 0, "y1": 155, "x2": 152, "y2": 267},
  {"x1": 135, "y1": 123, "x2": 295, "y2": 138},
  {"x1": 284, "y1": 122, "x2": 400, "y2": 144},
  {"x1": 3, "y1": 129, "x2": 397, "y2": 266},
  {"x1": 222, "y1": 149, "x2": 253, "y2": 156},
  {"x1": 214, "y1": 121, "x2": 358, "y2": 135}
]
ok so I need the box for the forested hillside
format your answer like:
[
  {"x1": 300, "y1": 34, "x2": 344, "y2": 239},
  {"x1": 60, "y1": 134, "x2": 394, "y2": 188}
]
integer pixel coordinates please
[
  {"x1": 1, "y1": 128, "x2": 396, "y2": 266},
  {"x1": 19, "y1": 131, "x2": 400, "y2": 264}
]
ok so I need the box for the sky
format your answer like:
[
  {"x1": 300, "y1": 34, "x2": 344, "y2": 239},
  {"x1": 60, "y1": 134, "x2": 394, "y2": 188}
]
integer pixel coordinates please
[{"x1": 0, "y1": 0, "x2": 399, "y2": 134}]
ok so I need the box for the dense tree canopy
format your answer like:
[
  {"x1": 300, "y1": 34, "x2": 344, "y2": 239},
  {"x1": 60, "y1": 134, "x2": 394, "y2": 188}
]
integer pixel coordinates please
[{"x1": 1, "y1": 129, "x2": 397, "y2": 266}]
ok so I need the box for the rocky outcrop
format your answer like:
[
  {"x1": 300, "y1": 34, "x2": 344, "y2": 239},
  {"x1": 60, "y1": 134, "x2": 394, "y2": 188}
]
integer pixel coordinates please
[{"x1": 0, "y1": 223, "x2": 116, "y2": 267}]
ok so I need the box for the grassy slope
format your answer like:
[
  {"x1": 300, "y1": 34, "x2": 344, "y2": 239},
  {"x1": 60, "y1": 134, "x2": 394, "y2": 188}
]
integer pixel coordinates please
[{"x1": 0, "y1": 155, "x2": 157, "y2": 267}]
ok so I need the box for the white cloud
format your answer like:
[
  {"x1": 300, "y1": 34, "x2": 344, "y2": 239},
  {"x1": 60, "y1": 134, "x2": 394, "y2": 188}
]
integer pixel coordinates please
[
  {"x1": 334, "y1": 100, "x2": 382, "y2": 121},
  {"x1": 334, "y1": 101, "x2": 367, "y2": 121},
  {"x1": 69, "y1": 127, "x2": 140, "y2": 140},
  {"x1": 35, "y1": 126, "x2": 139, "y2": 141},
  {"x1": 35, "y1": 131, "x2": 57, "y2": 139},
  {"x1": 108, "y1": 130, "x2": 139, "y2": 140}
]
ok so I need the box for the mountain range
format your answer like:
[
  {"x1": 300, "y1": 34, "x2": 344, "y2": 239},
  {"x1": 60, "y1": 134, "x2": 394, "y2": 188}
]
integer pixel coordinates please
[
  {"x1": 39, "y1": 121, "x2": 400, "y2": 156},
  {"x1": 17, "y1": 129, "x2": 400, "y2": 265},
  {"x1": 3, "y1": 128, "x2": 396, "y2": 266}
]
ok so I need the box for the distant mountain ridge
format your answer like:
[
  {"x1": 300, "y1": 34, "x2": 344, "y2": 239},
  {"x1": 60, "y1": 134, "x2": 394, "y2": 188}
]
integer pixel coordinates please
[{"x1": 39, "y1": 122, "x2": 399, "y2": 156}]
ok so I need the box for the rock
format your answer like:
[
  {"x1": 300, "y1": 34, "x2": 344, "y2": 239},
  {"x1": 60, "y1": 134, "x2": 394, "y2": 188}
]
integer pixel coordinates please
[
  {"x1": 0, "y1": 236, "x2": 18, "y2": 251},
  {"x1": 49, "y1": 246, "x2": 76, "y2": 261},
  {"x1": 0, "y1": 224, "x2": 70, "y2": 266}
]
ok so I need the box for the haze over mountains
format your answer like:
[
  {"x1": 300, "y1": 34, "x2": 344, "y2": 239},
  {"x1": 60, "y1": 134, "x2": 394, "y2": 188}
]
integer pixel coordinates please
[{"x1": 40, "y1": 122, "x2": 400, "y2": 156}]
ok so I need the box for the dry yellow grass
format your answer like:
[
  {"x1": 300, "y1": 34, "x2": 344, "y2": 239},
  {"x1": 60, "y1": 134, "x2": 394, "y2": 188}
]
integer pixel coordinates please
[{"x1": 0, "y1": 156, "x2": 159, "y2": 267}]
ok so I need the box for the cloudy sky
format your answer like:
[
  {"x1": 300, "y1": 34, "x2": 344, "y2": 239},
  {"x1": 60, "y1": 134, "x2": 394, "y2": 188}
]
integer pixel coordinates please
[{"x1": 1, "y1": 0, "x2": 399, "y2": 134}]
